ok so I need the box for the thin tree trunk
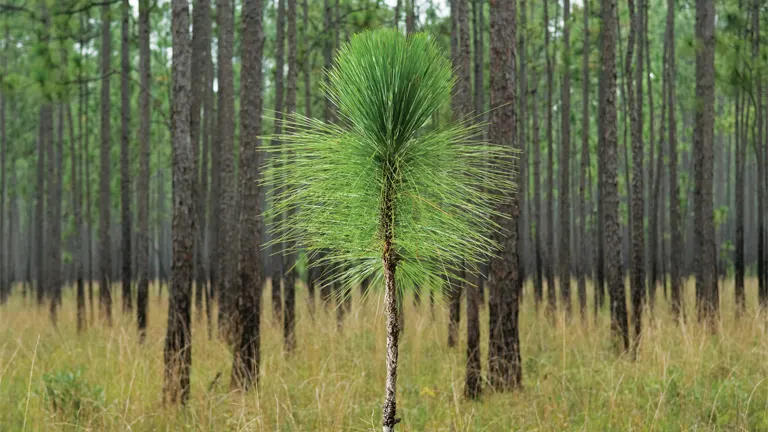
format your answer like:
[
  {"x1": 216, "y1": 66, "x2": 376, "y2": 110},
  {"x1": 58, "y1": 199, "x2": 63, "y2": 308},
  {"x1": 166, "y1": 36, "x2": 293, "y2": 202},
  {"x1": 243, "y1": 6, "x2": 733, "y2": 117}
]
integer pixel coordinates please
[
  {"x1": 163, "y1": 0, "x2": 194, "y2": 405},
  {"x1": 35, "y1": 106, "x2": 45, "y2": 306},
  {"x1": 559, "y1": 0, "x2": 572, "y2": 319},
  {"x1": 629, "y1": 0, "x2": 645, "y2": 354},
  {"x1": 302, "y1": 0, "x2": 315, "y2": 318},
  {"x1": 544, "y1": 0, "x2": 556, "y2": 320},
  {"x1": 283, "y1": 0, "x2": 298, "y2": 353},
  {"x1": 271, "y1": 0, "x2": 287, "y2": 325},
  {"x1": 137, "y1": 0, "x2": 151, "y2": 342},
  {"x1": 120, "y1": 0, "x2": 133, "y2": 314},
  {"x1": 99, "y1": 1, "x2": 113, "y2": 326},
  {"x1": 694, "y1": 0, "x2": 717, "y2": 324},
  {"x1": 216, "y1": 0, "x2": 238, "y2": 339},
  {"x1": 232, "y1": 0, "x2": 265, "y2": 390},
  {"x1": 69, "y1": 96, "x2": 86, "y2": 332},
  {"x1": 602, "y1": 0, "x2": 629, "y2": 353},
  {"x1": 577, "y1": 0, "x2": 590, "y2": 323},
  {"x1": 191, "y1": 0, "x2": 212, "y2": 321},
  {"x1": 488, "y1": 0, "x2": 521, "y2": 391},
  {"x1": 667, "y1": 0, "x2": 682, "y2": 320},
  {"x1": 0, "y1": 27, "x2": 6, "y2": 304},
  {"x1": 49, "y1": 103, "x2": 63, "y2": 324},
  {"x1": 753, "y1": 0, "x2": 766, "y2": 309},
  {"x1": 380, "y1": 154, "x2": 401, "y2": 430}
]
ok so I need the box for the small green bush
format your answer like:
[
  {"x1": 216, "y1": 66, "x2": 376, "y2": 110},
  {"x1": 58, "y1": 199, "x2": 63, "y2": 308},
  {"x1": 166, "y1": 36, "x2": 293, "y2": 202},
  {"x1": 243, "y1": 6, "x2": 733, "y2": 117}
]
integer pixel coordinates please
[{"x1": 41, "y1": 367, "x2": 105, "y2": 422}]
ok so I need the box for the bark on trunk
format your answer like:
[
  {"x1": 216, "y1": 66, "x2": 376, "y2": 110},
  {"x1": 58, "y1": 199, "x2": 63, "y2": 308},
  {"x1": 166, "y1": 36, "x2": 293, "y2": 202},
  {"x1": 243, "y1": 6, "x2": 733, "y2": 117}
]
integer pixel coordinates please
[
  {"x1": 559, "y1": 0, "x2": 572, "y2": 319},
  {"x1": 488, "y1": 0, "x2": 521, "y2": 391},
  {"x1": 137, "y1": 0, "x2": 151, "y2": 342},
  {"x1": 577, "y1": 0, "x2": 589, "y2": 323},
  {"x1": 666, "y1": 0, "x2": 683, "y2": 320},
  {"x1": 232, "y1": 0, "x2": 265, "y2": 390},
  {"x1": 271, "y1": 0, "x2": 286, "y2": 325},
  {"x1": 544, "y1": 0, "x2": 556, "y2": 320},
  {"x1": 283, "y1": 0, "x2": 298, "y2": 353},
  {"x1": 381, "y1": 180, "x2": 400, "y2": 431},
  {"x1": 164, "y1": 0, "x2": 194, "y2": 405},
  {"x1": 191, "y1": 0, "x2": 212, "y2": 321},
  {"x1": 120, "y1": 0, "x2": 133, "y2": 314},
  {"x1": 99, "y1": 1, "x2": 113, "y2": 326},
  {"x1": 694, "y1": 0, "x2": 717, "y2": 324},
  {"x1": 602, "y1": 0, "x2": 629, "y2": 352},
  {"x1": 216, "y1": 0, "x2": 238, "y2": 340}
]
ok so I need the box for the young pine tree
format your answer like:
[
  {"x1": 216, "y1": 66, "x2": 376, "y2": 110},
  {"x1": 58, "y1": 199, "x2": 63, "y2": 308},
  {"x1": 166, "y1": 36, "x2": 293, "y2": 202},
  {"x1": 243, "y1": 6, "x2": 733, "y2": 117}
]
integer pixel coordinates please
[{"x1": 265, "y1": 29, "x2": 515, "y2": 432}]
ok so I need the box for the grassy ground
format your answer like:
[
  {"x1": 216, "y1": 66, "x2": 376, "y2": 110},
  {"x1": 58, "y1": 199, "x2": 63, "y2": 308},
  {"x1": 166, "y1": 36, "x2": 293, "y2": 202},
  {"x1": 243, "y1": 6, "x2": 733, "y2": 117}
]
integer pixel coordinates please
[{"x1": 2, "y1": 278, "x2": 768, "y2": 431}]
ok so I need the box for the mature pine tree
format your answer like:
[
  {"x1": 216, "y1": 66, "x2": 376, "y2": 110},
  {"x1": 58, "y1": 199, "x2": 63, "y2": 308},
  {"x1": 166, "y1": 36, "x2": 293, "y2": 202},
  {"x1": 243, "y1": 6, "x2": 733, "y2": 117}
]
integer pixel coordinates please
[
  {"x1": 216, "y1": 0, "x2": 238, "y2": 339},
  {"x1": 232, "y1": 0, "x2": 265, "y2": 390},
  {"x1": 35, "y1": 108, "x2": 45, "y2": 306},
  {"x1": 602, "y1": 0, "x2": 629, "y2": 352},
  {"x1": 753, "y1": 0, "x2": 765, "y2": 308},
  {"x1": 544, "y1": 0, "x2": 556, "y2": 319},
  {"x1": 120, "y1": 0, "x2": 132, "y2": 314},
  {"x1": 559, "y1": 0, "x2": 572, "y2": 318},
  {"x1": 99, "y1": 1, "x2": 113, "y2": 326},
  {"x1": 447, "y1": 0, "x2": 462, "y2": 348},
  {"x1": 302, "y1": 0, "x2": 316, "y2": 318},
  {"x1": 694, "y1": 0, "x2": 717, "y2": 323},
  {"x1": 284, "y1": 0, "x2": 298, "y2": 353},
  {"x1": 164, "y1": 0, "x2": 194, "y2": 405},
  {"x1": 137, "y1": 0, "x2": 151, "y2": 342},
  {"x1": 666, "y1": 0, "x2": 682, "y2": 319},
  {"x1": 191, "y1": 0, "x2": 212, "y2": 320},
  {"x1": 0, "y1": 31, "x2": 5, "y2": 304},
  {"x1": 578, "y1": 0, "x2": 590, "y2": 322},
  {"x1": 68, "y1": 95, "x2": 85, "y2": 332},
  {"x1": 629, "y1": 0, "x2": 645, "y2": 351},
  {"x1": 488, "y1": 0, "x2": 521, "y2": 391},
  {"x1": 48, "y1": 103, "x2": 63, "y2": 324},
  {"x1": 456, "y1": 0, "x2": 480, "y2": 399},
  {"x1": 271, "y1": 0, "x2": 286, "y2": 322}
]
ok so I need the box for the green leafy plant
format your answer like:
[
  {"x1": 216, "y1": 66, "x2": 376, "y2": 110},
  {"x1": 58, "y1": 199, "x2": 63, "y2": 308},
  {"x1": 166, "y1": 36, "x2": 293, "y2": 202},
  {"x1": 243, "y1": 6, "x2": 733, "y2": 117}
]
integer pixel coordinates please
[
  {"x1": 265, "y1": 28, "x2": 515, "y2": 431},
  {"x1": 41, "y1": 367, "x2": 105, "y2": 422}
]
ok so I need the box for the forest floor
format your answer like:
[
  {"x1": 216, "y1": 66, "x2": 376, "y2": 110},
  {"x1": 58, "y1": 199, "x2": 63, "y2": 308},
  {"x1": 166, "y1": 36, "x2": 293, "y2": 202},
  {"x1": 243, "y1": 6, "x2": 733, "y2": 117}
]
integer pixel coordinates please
[{"x1": 2, "y1": 278, "x2": 768, "y2": 431}]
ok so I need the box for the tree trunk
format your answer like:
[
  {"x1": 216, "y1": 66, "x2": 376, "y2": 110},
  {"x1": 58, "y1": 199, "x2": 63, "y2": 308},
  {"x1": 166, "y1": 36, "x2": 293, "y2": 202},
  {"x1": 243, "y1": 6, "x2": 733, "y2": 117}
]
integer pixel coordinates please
[
  {"x1": 120, "y1": 0, "x2": 133, "y2": 314},
  {"x1": 629, "y1": 0, "x2": 645, "y2": 354},
  {"x1": 0, "y1": 30, "x2": 5, "y2": 304},
  {"x1": 137, "y1": 0, "x2": 151, "y2": 342},
  {"x1": 577, "y1": 0, "x2": 589, "y2": 323},
  {"x1": 48, "y1": 103, "x2": 63, "y2": 324},
  {"x1": 666, "y1": 0, "x2": 682, "y2": 320},
  {"x1": 35, "y1": 106, "x2": 45, "y2": 307},
  {"x1": 302, "y1": 0, "x2": 316, "y2": 318},
  {"x1": 99, "y1": 1, "x2": 113, "y2": 326},
  {"x1": 381, "y1": 178, "x2": 400, "y2": 432},
  {"x1": 191, "y1": 0, "x2": 212, "y2": 321},
  {"x1": 216, "y1": 0, "x2": 238, "y2": 339},
  {"x1": 232, "y1": 0, "x2": 265, "y2": 390},
  {"x1": 753, "y1": 0, "x2": 766, "y2": 309},
  {"x1": 163, "y1": 0, "x2": 194, "y2": 405},
  {"x1": 602, "y1": 0, "x2": 629, "y2": 352},
  {"x1": 694, "y1": 0, "x2": 717, "y2": 324},
  {"x1": 559, "y1": 0, "x2": 572, "y2": 319},
  {"x1": 544, "y1": 0, "x2": 556, "y2": 320},
  {"x1": 271, "y1": 0, "x2": 287, "y2": 325},
  {"x1": 488, "y1": 0, "x2": 521, "y2": 391},
  {"x1": 648, "y1": 1, "x2": 665, "y2": 313},
  {"x1": 70, "y1": 95, "x2": 85, "y2": 332},
  {"x1": 284, "y1": 0, "x2": 298, "y2": 353}
]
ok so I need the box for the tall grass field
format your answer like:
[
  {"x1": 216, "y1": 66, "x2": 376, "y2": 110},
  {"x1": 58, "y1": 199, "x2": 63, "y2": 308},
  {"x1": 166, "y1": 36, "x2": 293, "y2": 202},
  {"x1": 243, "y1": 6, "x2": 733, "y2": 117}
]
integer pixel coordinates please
[{"x1": 2, "y1": 278, "x2": 768, "y2": 431}]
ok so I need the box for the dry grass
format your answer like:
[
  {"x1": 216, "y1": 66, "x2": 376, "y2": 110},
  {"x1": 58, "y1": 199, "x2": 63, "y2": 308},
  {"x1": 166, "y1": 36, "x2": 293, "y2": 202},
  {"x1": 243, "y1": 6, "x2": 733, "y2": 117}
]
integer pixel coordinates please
[{"x1": 2, "y1": 278, "x2": 768, "y2": 431}]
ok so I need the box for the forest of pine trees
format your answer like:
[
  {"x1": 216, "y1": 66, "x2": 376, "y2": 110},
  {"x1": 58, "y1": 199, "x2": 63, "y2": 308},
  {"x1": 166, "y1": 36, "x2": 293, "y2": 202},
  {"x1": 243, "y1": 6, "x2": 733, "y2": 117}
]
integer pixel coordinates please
[{"x1": 1, "y1": 0, "x2": 767, "y2": 430}]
